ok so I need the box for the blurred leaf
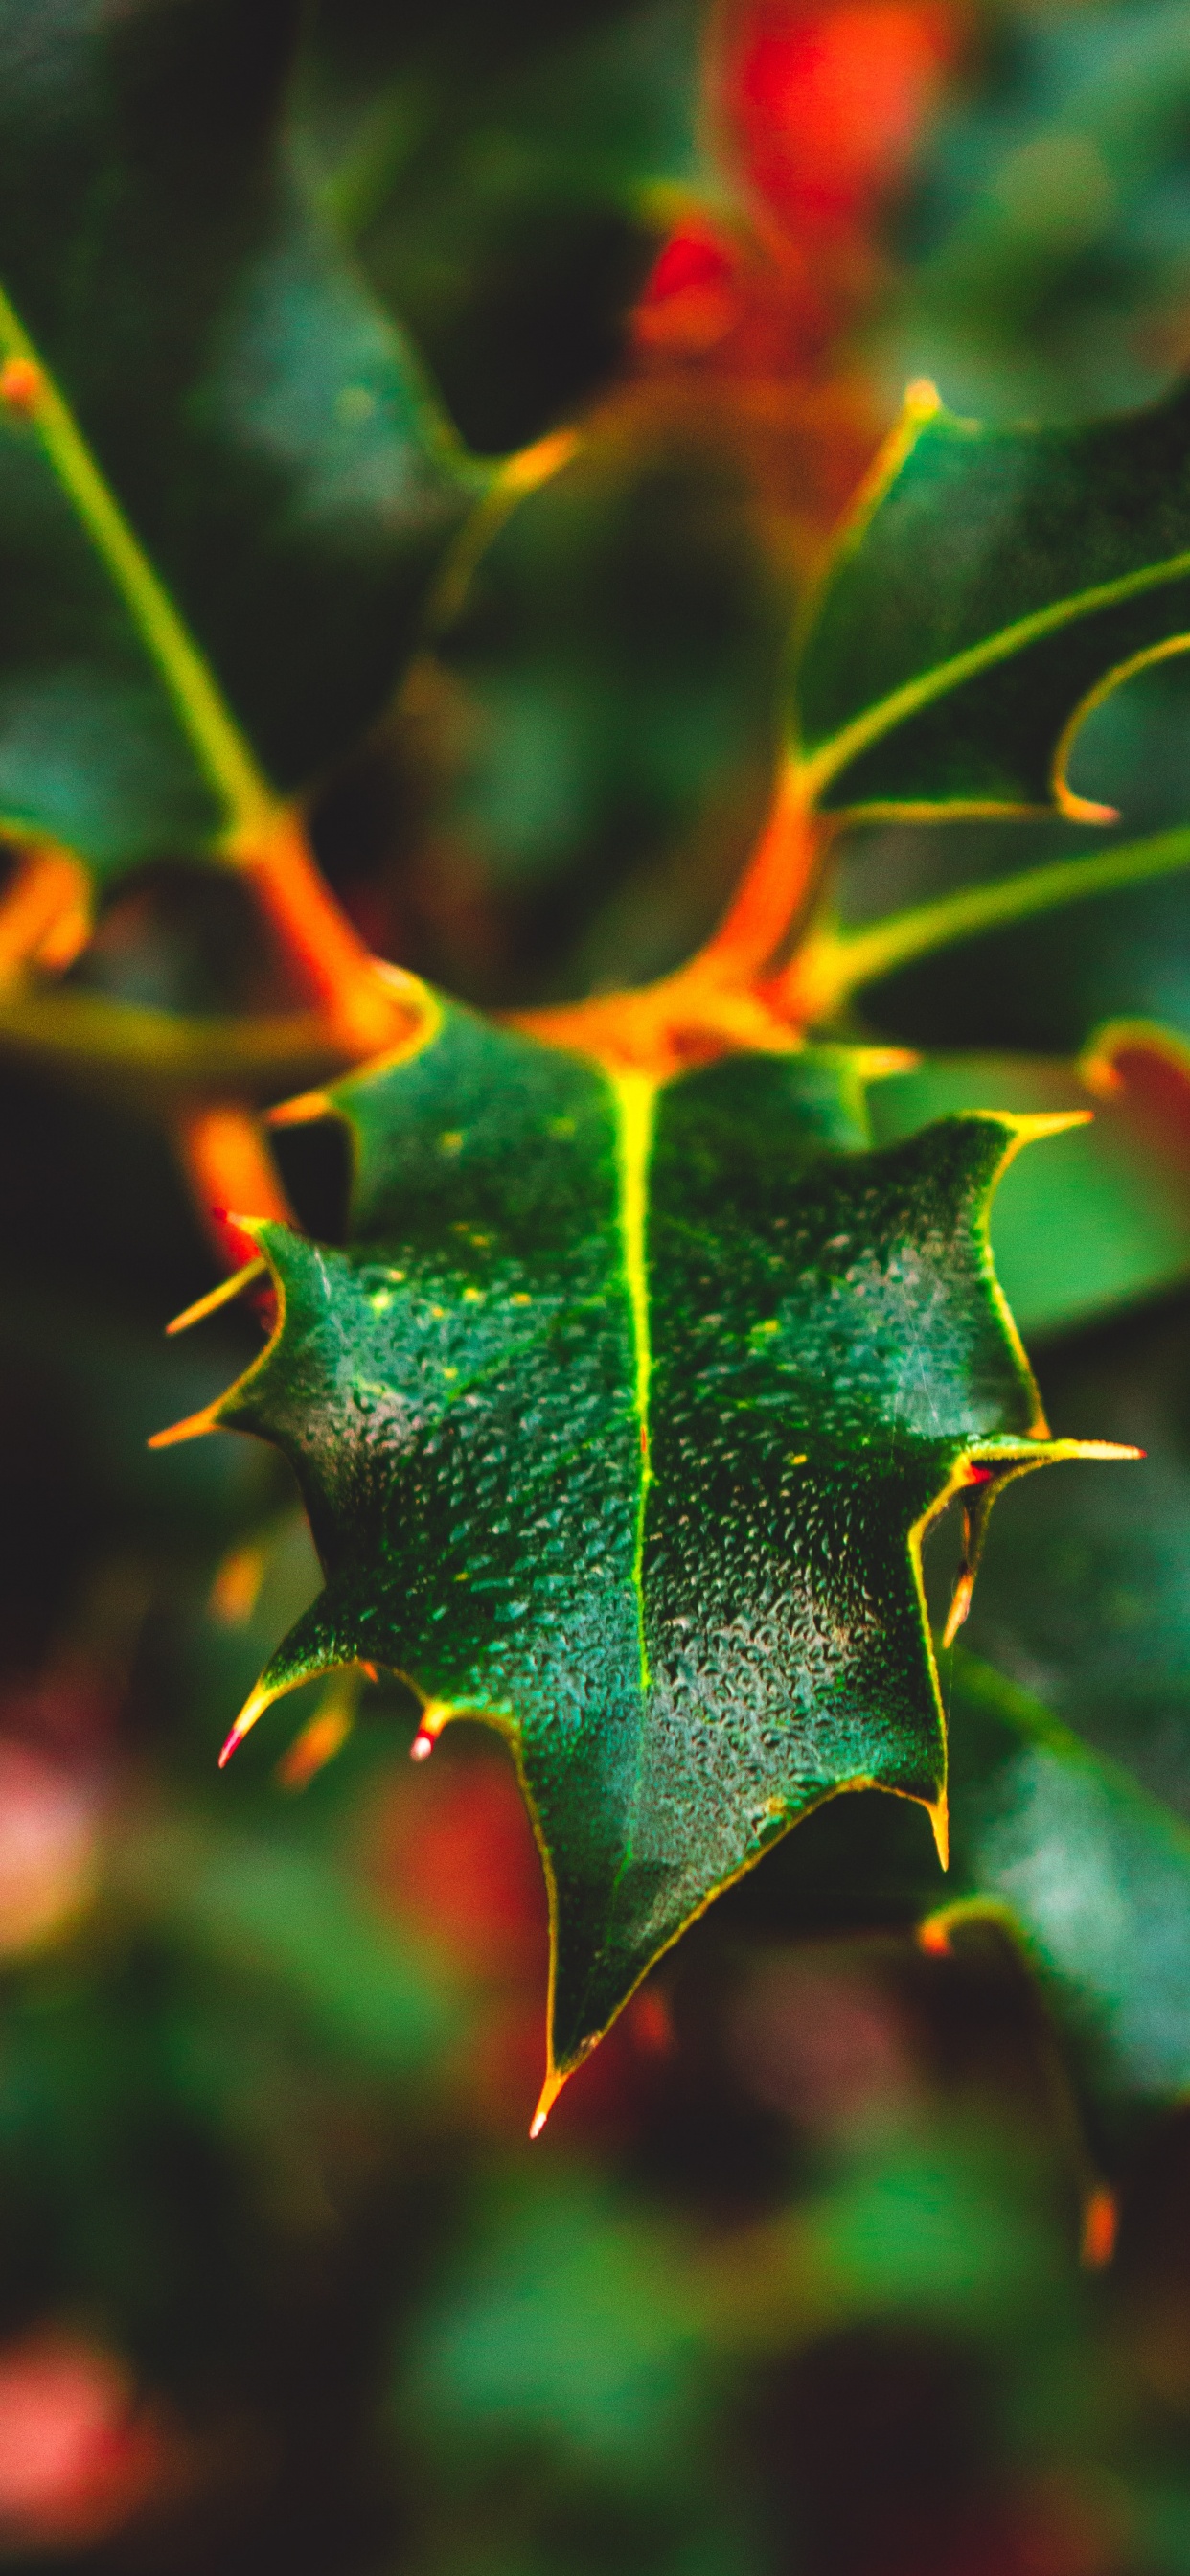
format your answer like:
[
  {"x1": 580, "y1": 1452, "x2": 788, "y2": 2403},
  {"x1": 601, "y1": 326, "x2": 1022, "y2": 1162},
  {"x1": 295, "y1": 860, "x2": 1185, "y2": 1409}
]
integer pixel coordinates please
[
  {"x1": 868, "y1": 1045, "x2": 1190, "y2": 1337},
  {"x1": 796, "y1": 377, "x2": 1190, "y2": 819},
  {"x1": 202, "y1": 999, "x2": 1102, "y2": 2099},
  {"x1": 888, "y1": 0, "x2": 1190, "y2": 424},
  {"x1": 322, "y1": 398, "x2": 787, "y2": 1009},
  {"x1": 960, "y1": 1285, "x2": 1190, "y2": 1825},
  {"x1": 298, "y1": 0, "x2": 709, "y2": 450},
  {"x1": 947, "y1": 1650, "x2": 1190, "y2": 2105},
  {"x1": 732, "y1": 1638, "x2": 1190, "y2": 2106},
  {"x1": 840, "y1": 658, "x2": 1190, "y2": 1055},
  {"x1": 125, "y1": 1814, "x2": 460, "y2": 2080},
  {"x1": 0, "y1": 0, "x2": 481, "y2": 878},
  {"x1": 408, "y1": 2174, "x2": 704, "y2": 2472}
]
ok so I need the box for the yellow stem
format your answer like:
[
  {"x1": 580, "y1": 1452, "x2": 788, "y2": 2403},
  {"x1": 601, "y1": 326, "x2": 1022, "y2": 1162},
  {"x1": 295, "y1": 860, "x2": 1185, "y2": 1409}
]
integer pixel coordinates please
[
  {"x1": 782, "y1": 822, "x2": 1190, "y2": 1024},
  {"x1": 0, "y1": 298, "x2": 273, "y2": 841}
]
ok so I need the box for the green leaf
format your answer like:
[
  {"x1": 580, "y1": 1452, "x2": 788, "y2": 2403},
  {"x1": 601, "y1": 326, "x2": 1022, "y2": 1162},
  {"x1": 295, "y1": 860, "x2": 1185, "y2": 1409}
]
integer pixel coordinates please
[
  {"x1": 835, "y1": 659, "x2": 1190, "y2": 1055},
  {"x1": 187, "y1": 997, "x2": 1106, "y2": 2109},
  {"x1": 795, "y1": 378, "x2": 1190, "y2": 820},
  {"x1": 887, "y1": 0, "x2": 1190, "y2": 426},
  {"x1": 945, "y1": 1650, "x2": 1190, "y2": 2107},
  {"x1": 959, "y1": 1283, "x2": 1190, "y2": 1824},
  {"x1": 364, "y1": 404, "x2": 787, "y2": 1008},
  {"x1": 0, "y1": 0, "x2": 481, "y2": 877},
  {"x1": 730, "y1": 1646, "x2": 1190, "y2": 2107},
  {"x1": 299, "y1": 0, "x2": 708, "y2": 451},
  {"x1": 868, "y1": 1047, "x2": 1190, "y2": 1338}
]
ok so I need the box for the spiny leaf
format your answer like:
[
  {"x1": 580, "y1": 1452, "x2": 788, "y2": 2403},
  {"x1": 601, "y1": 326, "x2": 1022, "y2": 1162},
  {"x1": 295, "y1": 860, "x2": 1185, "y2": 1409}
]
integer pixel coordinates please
[
  {"x1": 0, "y1": 0, "x2": 482, "y2": 876},
  {"x1": 735, "y1": 1645, "x2": 1190, "y2": 2109},
  {"x1": 795, "y1": 377, "x2": 1190, "y2": 819},
  {"x1": 179, "y1": 996, "x2": 1119, "y2": 2116},
  {"x1": 938, "y1": 1650, "x2": 1190, "y2": 2104},
  {"x1": 868, "y1": 1042, "x2": 1190, "y2": 1339}
]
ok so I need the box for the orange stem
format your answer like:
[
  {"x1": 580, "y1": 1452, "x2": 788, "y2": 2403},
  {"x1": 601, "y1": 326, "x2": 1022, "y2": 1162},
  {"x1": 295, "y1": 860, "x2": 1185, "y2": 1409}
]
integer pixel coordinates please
[
  {"x1": 510, "y1": 758, "x2": 821, "y2": 1075},
  {"x1": 0, "y1": 840, "x2": 91, "y2": 982},
  {"x1": 174, "y1": 1103, "x2": 295, "y2": 1271},
  {"x1": 230, "y1": 809, "x2": 413, "y2": 1059},
  {"x1": 694, "y1": 755, "x2": 820, "y2": 982}
]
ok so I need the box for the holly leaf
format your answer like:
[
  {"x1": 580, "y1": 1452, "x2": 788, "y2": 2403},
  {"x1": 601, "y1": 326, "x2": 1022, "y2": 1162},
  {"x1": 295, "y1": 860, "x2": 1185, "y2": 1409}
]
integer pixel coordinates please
[
  {"x1": 727, "y1": 1644, "x2": 1190, "y2": 2111},
  {"x1": 868, "y1": 1039, "x2": 1190, "y2": 1338},
  {"x1": 174, "y1": 998, "x2": 1116, "y2": 2115},
  {"x1": 0, "y1": 0, "x2": 482, "y2": 879},
  {"x1": 795, "y1": 377, "x2": 1190, "y2": 819},
  {"x1": 298, "y1": 0, "x2": 708, "y2": 452}
]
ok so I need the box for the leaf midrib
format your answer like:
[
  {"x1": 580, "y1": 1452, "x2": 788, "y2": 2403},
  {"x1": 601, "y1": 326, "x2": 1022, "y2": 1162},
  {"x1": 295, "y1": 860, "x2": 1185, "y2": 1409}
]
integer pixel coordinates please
[
  {"x1": 0, "y1": 277, "x2": 276, "y2": 845},
  {"x1": 799, "y1": 526, "x2": 1190, "y2": 804},
  {"x1": 608, "y1": 1070, "x2": 656, "y2": 1698}
]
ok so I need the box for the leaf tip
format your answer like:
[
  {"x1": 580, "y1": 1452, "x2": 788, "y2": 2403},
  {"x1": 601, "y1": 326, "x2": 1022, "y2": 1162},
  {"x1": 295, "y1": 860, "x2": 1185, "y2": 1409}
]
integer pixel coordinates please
[
  {"x1": 904, "y1": 376, "x2": 942, "y2": 422},
  {"x1": 1007, "y1": 1109, "x2": 1093, "y2": 1148},
  {"x1": 529, "y1": 2063, "x2": 569, "y2": 2139},
  {"x1": 927, "y1": 1795, "x2": 950, "y2": 1871},
  {"x1": 217, "y1": 1681, "x2": 273, "y2": 1769}
]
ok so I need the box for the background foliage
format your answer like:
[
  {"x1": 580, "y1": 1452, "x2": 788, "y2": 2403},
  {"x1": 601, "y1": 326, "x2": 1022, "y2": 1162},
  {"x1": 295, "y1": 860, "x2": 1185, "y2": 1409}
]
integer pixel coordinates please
[{"x1": 6, "y1": 3, "x2": 1190, "y2": 2572}]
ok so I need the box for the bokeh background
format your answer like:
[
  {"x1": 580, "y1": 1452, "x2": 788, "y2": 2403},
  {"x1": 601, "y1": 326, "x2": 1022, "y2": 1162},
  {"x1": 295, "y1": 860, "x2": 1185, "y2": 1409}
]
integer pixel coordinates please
[{"x1": 7, "y1": 2, "x2": 1190, "y2": 2569}]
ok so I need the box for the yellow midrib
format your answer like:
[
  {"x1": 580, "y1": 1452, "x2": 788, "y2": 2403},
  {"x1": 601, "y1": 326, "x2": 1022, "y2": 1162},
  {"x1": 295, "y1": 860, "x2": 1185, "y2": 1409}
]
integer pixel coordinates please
[
  {"x1": 800, "y1": 536, "x2": 1190, "y2": 805},
  {"x1": 0, "y1": 278, "x2": 276, "y2": 844},
  {"x1": 608, "y1": 1070, "x2": 656, "y2": 1696}
]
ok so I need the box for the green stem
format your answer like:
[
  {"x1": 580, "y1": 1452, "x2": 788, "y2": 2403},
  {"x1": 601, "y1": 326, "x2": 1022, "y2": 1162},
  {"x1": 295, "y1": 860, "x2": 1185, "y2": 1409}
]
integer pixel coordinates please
[
  {"x1": 0, "y1": 987, "x2": 355, "y2": 1098},
  {"x1": 809, "y1": 823, "x2": 1190, "y2": 1008},
  {"x1": 798, "y1": 566, "x2": 1190, "y2": 811},
  {"x1": 0, "y1": 283, "x2": 276, "y2": 843}
]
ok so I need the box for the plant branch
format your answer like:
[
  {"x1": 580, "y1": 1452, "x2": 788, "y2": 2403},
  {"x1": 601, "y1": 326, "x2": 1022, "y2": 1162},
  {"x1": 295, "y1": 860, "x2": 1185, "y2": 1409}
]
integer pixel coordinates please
[
  {"x1": 0, "y1": 986, "x2": 363, "y2": 1100},
  {"x1": 510, "y1": 760, "x2": 820, "y2": 1074},
  {"x1": 174, "y1": 1104, "x2": 297, "y2": 1271},
  {"x1": 230, "y1": 809, "x2": 415, "y2": 1056},
  {"x1": 0, "y1": 840, "x2": 91, "y2": 981},
  {"x1": 781, "y1": 823, "x2": 1190, "y2": 1024}
]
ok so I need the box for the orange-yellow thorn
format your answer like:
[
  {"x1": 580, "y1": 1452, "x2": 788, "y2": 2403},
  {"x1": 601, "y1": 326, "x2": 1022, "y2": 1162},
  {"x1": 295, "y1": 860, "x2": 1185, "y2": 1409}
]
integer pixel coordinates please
[
  {"x1": 928, "y1": 1796, "x2": 950, "y2": 1871},
  {"x1": 217, "y1": 1682, "x2": 272, "y2": 1770},
  {"x1": 266, "y1": 1090, "x2": 332, "y2": 1129},
  {"x1": 0, "y1": 356, "x2": 41, "y2": 414},
  {"x1": 148, "y1": 1403, "x2": 219, "y2": 1450},
  {"x1": 166, "y1": 1257, "x2": 266, "y2": 1337},
  {"x1": 410, "y1": 1699, "x2": 451, "y2": 1761},
  {"x1": 942, "y1": 1572, "x2": 973, "y2": 1650},
  {"x1": 529, "y1": 2064, "x2": 569, "y2": 2139},
  {"x1": 276, "y1": 1694, "x2": 355, "y2": 1791},
  {"x1": 209, "y1": 1540, "x2": 267, "y2": 1626},
  {"x1": 1081, "y1": 2184, "x2": 1118, "y2": 2270}
]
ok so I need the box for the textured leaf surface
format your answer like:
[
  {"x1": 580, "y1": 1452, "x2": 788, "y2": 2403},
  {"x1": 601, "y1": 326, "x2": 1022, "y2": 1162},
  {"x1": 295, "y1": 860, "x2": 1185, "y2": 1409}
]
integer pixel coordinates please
[
  {"x1": 198, "y1": 998, "x2": 1093, "y2": 2103},
  {"x1": 0, "y1": 0, "x2": 480, "y2": 874},
  {"x1": 795, "y1": 379, "x2": 1190, "y2": 819},
  {"x1": 961, "y1": 1282, "x2": 1190, "y2": 1825},
  {"x1": 869, "y1": 1046, "x2": 1190, "y2": 1337}
]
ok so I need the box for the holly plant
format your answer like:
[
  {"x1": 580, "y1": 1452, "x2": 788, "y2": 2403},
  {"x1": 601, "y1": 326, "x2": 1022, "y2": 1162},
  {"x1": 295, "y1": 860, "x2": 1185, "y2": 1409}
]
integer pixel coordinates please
[{"x1": 8, "y1": 0, "x2": 1190, "y2": 2138}]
